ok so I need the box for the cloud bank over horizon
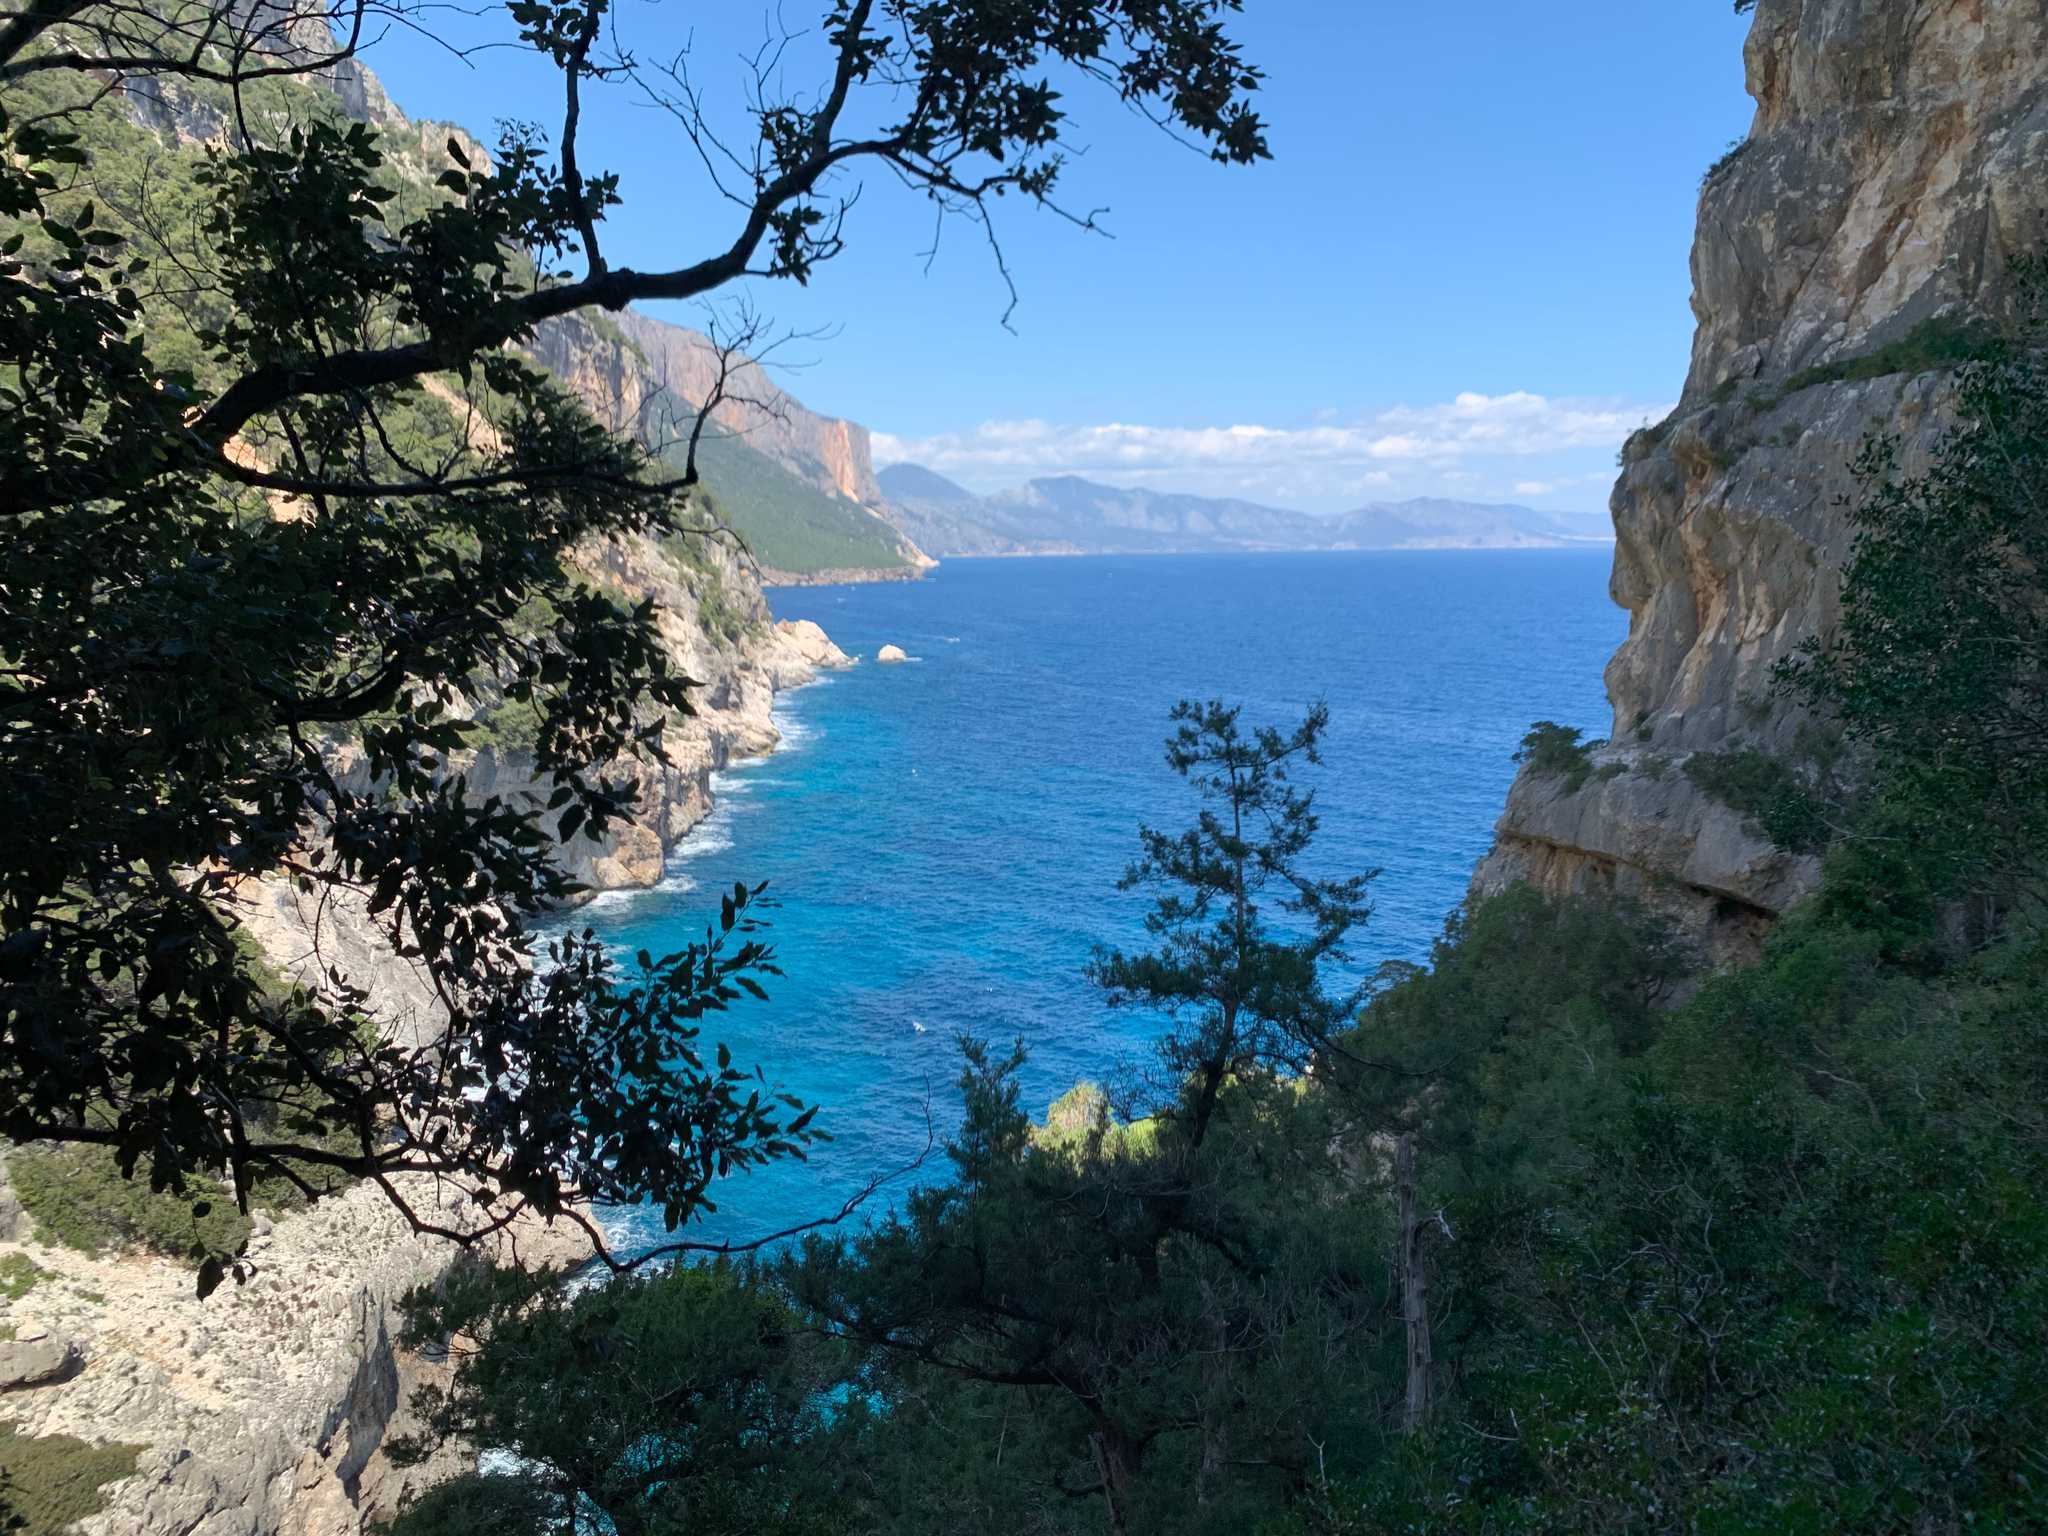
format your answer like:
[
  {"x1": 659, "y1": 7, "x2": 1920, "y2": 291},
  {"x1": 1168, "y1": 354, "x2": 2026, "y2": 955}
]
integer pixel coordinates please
[{"x1": 871, "y1": 391, "x2": 1669, "y2": 513}]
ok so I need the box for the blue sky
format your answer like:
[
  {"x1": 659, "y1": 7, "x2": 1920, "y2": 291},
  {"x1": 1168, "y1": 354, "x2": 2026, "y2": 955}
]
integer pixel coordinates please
[{"x1": 362, "y1": 3, "x2": 1758, "y2": 512}]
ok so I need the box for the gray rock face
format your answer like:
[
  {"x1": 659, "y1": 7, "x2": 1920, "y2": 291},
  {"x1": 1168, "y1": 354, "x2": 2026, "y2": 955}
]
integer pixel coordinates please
[
  {"x1": 1479, "y1": 0, "x2": 2048, "y2": 948},
  {"x1": 0, "y1": 1330, "x2": 81, "y2": 1390},
  {"x1": 0, "y1": 1159, "x2": 593, "y2": 1536},
  {"x1": 457, "y1": 534, "x2": 853, "y2": 901}
]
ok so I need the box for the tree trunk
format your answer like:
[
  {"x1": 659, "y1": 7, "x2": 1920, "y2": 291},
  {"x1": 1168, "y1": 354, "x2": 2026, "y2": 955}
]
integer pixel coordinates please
[
  {"x1": 1396, "y1": 1132, "x2": 1432, "y2": 1435},
  {"x1": 1090, "y1": 1428, "x2": 1135, "y2": 1535},
  {"x1": 1197, "y1": 1315, "x2": 1229, "y2": 1508}
]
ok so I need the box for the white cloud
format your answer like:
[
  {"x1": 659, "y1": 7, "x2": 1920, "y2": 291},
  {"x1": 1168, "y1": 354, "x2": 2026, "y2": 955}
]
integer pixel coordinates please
[
  {"x1": 872, "y1": 391, "x2": 1668, "y2": 510},
  {"x1": 1514, "y1": 480, "x2": 1556, "y2": 496}
]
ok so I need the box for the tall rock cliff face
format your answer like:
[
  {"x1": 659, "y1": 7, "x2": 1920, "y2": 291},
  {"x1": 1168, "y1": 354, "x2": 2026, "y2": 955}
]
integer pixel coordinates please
[
  {"x1": 527, "y1": 310, "x2": 931, "y2": 580},
  {"x1": 1476, "y1": 0, "x2": 2048, "y2": 955}
]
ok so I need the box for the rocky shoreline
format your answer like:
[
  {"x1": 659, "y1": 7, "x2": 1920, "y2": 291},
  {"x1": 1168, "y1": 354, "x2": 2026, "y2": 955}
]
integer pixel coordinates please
[
  {"x1": 761, "y1": 562, "x2": 932, "y2": 589},
  {"x1": 540, "y1": 611, "x2": 854, "y2": 903}
]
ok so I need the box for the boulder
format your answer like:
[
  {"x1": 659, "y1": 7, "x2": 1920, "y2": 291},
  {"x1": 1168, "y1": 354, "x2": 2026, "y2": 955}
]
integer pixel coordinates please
[
  {"x1": 876, "y1": 644, "x2": 908, "y2": 664},
  {"x1": 772, "y1": 618, "x2": 852, "y2": 670},
  {"x1": 0, "y1": 1329, "x2": 81, "y2": 1390}
]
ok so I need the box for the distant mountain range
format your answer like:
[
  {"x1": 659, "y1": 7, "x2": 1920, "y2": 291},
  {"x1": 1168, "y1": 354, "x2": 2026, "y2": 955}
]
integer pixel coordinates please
[
  {"x1": 524, "y1": 300, "x2": 1618, "y2": 577},
  {"x1": 875, "y1": 465, "x2": 1613, "y2": 558}
]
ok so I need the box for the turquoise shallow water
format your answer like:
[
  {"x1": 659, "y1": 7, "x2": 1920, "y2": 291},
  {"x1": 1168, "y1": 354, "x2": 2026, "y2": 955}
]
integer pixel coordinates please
[{"x1": 566, "y1": 549, "x2": 1624, "y2": 1252}]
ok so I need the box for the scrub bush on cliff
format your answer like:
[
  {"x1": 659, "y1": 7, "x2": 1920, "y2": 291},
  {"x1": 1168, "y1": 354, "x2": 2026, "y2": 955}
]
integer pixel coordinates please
[
  {"x1": 1779, "y1": 289, "x2": 2048, "y2": 896},
  {"x1": 1311, "y1": 885, "x2": 2048, "y2": 1536},
  {"x1": 387, "y1": 1259, "x2": 866, "y2": 1536},
  {"x1": 0, "y1": 0, "x2": 1270, "y2": 1289}
]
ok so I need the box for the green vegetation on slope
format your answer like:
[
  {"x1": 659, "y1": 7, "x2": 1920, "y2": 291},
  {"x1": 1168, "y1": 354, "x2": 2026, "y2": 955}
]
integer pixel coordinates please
[
  {"x1": 0, "y1": 1252, "x2": 47, "y2": 1301},
  {"x1": 1513, "y1": 718, "x2": 1603, "y2": 791},
  {"x1": 683, "y1": 433, "x2": 913, "y2": 577},
  {"x1": 7, "y1": 1141, "x2": 254, "y2": 1261},
  {"x1": 0, "y1": 1427, "x2": 142, "y2": 1536}
]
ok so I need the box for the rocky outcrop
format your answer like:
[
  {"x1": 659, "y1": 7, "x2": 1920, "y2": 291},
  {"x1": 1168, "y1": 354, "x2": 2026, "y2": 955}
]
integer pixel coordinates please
[
  {"x1": 493, "y1": 534, "x2": 851, "y2": 899},
  {"x1": 1478, "y1": 0, "x2": 2048, "y2": 950},
  {"x1": 0, "y1": 1327, "x2": 81, "y2": 1391},
  {"x1": 0, "y1": 1163, "x2": 593, "y2": 1536}
]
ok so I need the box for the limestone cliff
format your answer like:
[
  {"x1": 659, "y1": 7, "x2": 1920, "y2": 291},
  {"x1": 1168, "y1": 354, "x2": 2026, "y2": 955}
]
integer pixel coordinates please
[
  {"x1": 526, "y1": 310, "x2": 932, "y2": 582},
  {"x1": 0, "y1": 1168, "x2": 590, "y2": 1536},
  {"x1": 540, "y1": 309, "x2": 886, "y2": 506},
  {"x1": 1477, "y1": 0, "x2": 2048, "y2": 953}
]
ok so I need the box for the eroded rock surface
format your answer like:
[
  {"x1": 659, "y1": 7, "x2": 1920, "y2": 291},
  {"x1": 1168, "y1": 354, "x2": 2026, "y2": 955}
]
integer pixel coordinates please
[{"x1": 0, "y1": 1166, "x2": 593, "y2": 1536}]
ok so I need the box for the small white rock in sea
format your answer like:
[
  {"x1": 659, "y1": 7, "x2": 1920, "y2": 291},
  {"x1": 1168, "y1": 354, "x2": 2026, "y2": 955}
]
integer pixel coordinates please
[{"x1": 876, "y1": 644, "x2": 908, "y2": 663}]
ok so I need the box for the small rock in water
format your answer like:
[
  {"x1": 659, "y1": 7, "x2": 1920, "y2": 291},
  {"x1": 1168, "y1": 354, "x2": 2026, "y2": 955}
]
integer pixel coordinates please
[{"x1": 876, "y1": 644, "x2": 908, "y2": 664}]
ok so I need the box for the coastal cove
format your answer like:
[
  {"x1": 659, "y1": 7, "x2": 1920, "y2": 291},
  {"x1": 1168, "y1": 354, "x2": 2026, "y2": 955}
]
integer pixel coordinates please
[{"x1": 568, "y1": 548, "x2": 1623, "y2": 1254}]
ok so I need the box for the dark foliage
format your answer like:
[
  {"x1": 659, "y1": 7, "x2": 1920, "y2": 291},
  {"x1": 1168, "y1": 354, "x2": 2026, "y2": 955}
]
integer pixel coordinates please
[{"x1": 0, "y1": 0, "x2": 1269, "y2": 1286}]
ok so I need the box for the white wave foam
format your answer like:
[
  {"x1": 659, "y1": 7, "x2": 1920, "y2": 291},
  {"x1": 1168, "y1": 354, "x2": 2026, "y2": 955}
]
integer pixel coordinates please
[{"x1": 772, "y1": 711, "x2": 819, "y2": 753}]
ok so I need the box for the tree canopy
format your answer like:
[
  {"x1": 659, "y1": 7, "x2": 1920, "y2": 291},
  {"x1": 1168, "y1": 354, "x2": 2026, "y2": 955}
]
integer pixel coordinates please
[{"x1": 0, "y1": 0, "x2": 1269, "y2": 1288}]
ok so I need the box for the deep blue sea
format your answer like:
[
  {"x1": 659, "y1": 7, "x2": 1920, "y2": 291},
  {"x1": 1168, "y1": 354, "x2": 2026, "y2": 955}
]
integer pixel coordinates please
[{"x1": 568, "y1": 550, "x2": 1624, "y2": 1253}]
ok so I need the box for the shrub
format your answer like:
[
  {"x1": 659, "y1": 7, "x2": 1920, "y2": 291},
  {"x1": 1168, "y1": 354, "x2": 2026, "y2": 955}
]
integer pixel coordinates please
[
  {"x1": 695, "y1": 570, "x2": 758, "y2": 647},
  {"x1": 1685, "y1": 745, "x2": 1834, "y2": 853},
  {"x1": 1771, "y1": 315, "x2": 1999, "y2": 404},
  {"x1": 1514, "y1": 721, "x2": 1603, "y2": 792},
  {"x1": 0, "y1": 1253, "x2": 46, "y2": 1301},
  {"x1": 0, "y1": 1426, "x2": 142, "y2": 1536},
  {"x1": 7, "y1": 1143, "x2": 251, "y2": 1264},
  {"x1": 1618, "y1": 415, "x2": 1674, "y2": 465},
  {"x1": 378, "y1": 1474, "x2": 565, "y2": 1536},
  {"x1": 1701, "y1": 137, "x2": 1749, "y2": 187}
]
